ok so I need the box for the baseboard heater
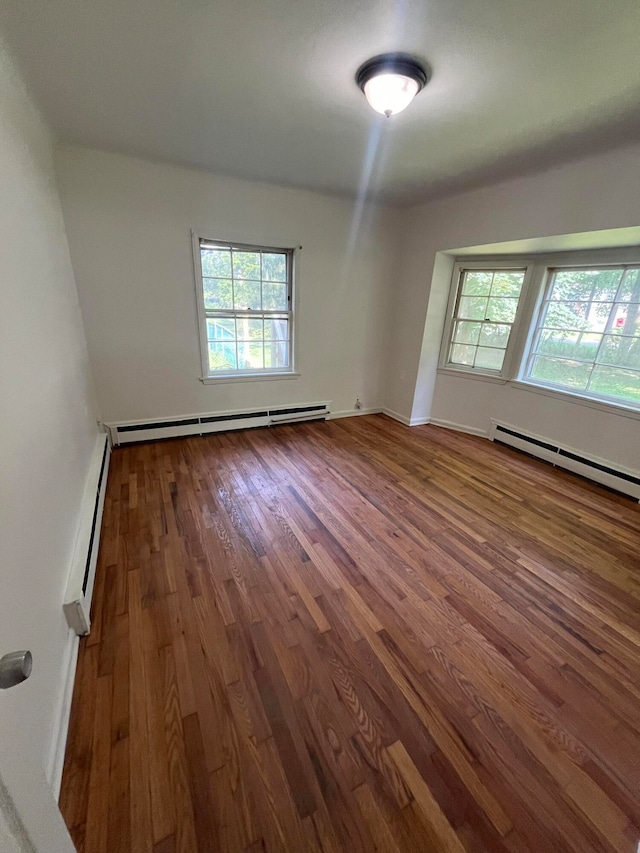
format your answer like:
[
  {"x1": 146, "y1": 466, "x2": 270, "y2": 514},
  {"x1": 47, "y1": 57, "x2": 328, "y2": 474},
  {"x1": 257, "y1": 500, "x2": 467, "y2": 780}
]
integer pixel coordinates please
[
  {"x1": 490, "y1": 420, "x2": 640, "y2": 501},
  {"x1": 107, "y1": 401, "x2": 331, "y2": 446},
  {"x1": 63, "y1": 433, "x2": 111, "y2": 635}
]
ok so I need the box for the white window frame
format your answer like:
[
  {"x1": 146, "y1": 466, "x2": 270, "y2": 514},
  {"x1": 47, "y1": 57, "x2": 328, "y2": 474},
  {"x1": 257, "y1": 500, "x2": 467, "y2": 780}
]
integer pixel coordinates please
[
  {"x1": 192, "y1": 231, "x2": 299, "y2": 383},
  {"x1": 439, "y1": 249, "x2": 640, "y2": 417},
  {"x1": 439, "y1": 260, "x2": 535, "y2": 379}
]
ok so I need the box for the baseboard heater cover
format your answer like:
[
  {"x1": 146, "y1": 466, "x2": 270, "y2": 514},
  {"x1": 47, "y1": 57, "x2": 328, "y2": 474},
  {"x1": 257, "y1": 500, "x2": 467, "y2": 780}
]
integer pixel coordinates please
[
  {"x1": 490, "y1": 421, "x2": 640, "y2": 500},
  {"x1": 63, "y1": 433, "x2": 111, "y2": 635},
  {"x1": 107, "y1": 402, "x2": 331, "y2": 445}
]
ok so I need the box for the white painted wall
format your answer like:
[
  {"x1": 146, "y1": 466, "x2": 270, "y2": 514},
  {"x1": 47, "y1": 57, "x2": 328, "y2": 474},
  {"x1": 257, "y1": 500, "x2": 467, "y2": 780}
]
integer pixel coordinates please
[
  {"x1": 55, "y1": 146, "x2": 400, "y2": 424},
  {"x1": 0, "y1": 778, "x2": 34, "y2": 853},
  {"x1": 387, "y1": 142, "x2": 640, "y2": 470},
  {"x1": 0, "y1": 36, "x2": 98, "y2": 852}
]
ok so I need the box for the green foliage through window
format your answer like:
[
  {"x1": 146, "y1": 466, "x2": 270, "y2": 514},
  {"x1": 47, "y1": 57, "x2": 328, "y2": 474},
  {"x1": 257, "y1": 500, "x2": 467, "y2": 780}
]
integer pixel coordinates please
[
  {"x1": 444, "y1": 261, "x2": 640, "y2": 410},
  {"x1": 526, "y1": 267, "x2": 640, "y2": 405},
  {"x1": 448, "y1": 269, "x2": 526, "y2": 372}
]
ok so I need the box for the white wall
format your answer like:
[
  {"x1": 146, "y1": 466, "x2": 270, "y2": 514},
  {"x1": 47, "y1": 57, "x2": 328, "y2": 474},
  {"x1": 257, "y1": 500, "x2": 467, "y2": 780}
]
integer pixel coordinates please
[
  {"x1": 0, "y1": 779, "x2": 33, "y2": 853},
  {"x1": 0, "y1": 36, "x2": 98, "y2": 852},
  {"x1": 55, "y1": 146, "x2": 400, "y2": 424},
  {"x1": 387, "y1": 142, "x2": 640, "y2": 470}
]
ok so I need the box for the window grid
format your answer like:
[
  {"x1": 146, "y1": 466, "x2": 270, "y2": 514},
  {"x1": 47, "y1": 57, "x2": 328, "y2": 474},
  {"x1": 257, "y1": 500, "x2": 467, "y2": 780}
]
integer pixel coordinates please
[
  {"x1": 524, "y1": 265, "x2": 640, "y2": 406},
  {"x1": 198, "y1": 240, "x2": 293, "y2": 376}
]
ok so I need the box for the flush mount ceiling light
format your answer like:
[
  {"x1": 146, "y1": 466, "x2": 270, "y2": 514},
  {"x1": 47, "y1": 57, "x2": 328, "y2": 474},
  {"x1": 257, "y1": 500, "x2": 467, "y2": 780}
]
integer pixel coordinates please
[{"x1": 356, "y1": 53, "x2": 428, "y2": 118}]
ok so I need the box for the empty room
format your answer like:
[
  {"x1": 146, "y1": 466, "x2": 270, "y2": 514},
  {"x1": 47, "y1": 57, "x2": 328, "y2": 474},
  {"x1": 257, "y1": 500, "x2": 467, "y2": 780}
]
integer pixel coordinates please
[{"x1": 0, "y1": 0, "x2": 639, "y2": 851}]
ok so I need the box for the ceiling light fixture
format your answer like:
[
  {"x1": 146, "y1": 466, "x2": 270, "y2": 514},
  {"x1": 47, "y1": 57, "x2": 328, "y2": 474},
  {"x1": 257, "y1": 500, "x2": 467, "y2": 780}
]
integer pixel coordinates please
[{"x1": 356, "y1": 53, "x2": 428, "y2": 118}]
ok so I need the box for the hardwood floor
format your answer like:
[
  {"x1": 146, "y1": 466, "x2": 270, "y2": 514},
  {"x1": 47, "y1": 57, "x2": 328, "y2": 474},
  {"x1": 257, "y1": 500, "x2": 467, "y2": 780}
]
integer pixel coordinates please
[{"x1": 59, "y1": 414, "x2": 640, "y2": 853}]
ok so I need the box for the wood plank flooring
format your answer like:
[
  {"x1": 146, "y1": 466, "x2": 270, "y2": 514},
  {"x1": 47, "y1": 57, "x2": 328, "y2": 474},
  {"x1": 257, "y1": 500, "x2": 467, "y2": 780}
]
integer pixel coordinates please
[{"x1": 59, "y1": 415, "x2": 640, "y2": 852}]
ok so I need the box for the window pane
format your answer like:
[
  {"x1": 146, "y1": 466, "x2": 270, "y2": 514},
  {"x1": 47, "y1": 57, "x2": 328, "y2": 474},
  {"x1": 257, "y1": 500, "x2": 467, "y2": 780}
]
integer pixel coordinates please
[
  {"x1": 598, "y1": 335, "x2": 640, "y2": 370},
  {"x1": 588, "y1": 365, "x2": 640, "y2": 403},
  {"x1": 209, "y1": 341, "x2": 237, "y2": 371},
  {"x1": 585, "y1": 303, "x2": 615, "y2": 332},
  {"x1": 262, "y1": 253, "x2": 287, "y2": 282},
  {"x1": 235, "y1": 317, "x2": 263, "y2": 340},
  {"x1": 264, "y1": 316, "x2": 289, "y2": 339},
  {"x1": 203, "y1": 278, "x2": 233, "y2": 310},
  {"x1": 490, "y1": 271, "x2": 525, "y2": 298},
  {"x1": 233, "y1": 279, "x2": 261, "y2": 310},
  {"x1": 536, "y1": 329, "x2": 578, "y2": 356},
  {"x1": 458, "y1": 296, "x2": 487, "y2": 320},
  {"x1": 529, "y1": 356, "x2": 591, "y2": 390},
  {"x1": 450, "y1": 344, "x2": 476, "y2": 365},
  {"x1": 610, "y1": 303, "x2": 640, "y2": 336},
  {"x1": 549, "y1": 272, "x2": 589, "y2": 301},
  {"x1": 619, "y1": 268, "x2": 640, "y2": 302},
  {"x1": 236, "y1": 341, "x2": 265, "y2": 370},
  {"x1": 262, "y1": 282, "x2": 288, "y2": 310},
  {"x1": 236, "y1": 343, "x2": 250, "y2": 371},
  {"x1": 475, "y1": 348, "x2": 504, "y2": 370},
  {"x1": 201, "y1": 248, "x2": 231, "y2": 278},
  {"x1": 232, "y1": 251, "x2": 260, "y2": 280},
  {"x1": 592, "y1": 271, "x2": 624, "y2": 301},
  {"x1": 550, "y1": 269, "x2": 621, "y2": 302},
  {"x1": 543, "y1": 301, "x2": 590, "y2": 329},
  {"x1": 461, "y1": 272, "x2": 492, "y2": 296},
  {"x1": 248, "y1": 342, "x2": 264, "y2": 369},
  {"x1": 207, "y1": 317, "x2": 235, "y2": 340},
  {"x1": 536, "y1": 330, "x2": 601, "y2": 360},
  {"x1": 264, "y1": 341, "x2": 290, "y2": 368},
  {"x1": 486, "y1": 297, "x2": 518, "y2": 324},
  {"x1": 478, "y1": 323, "x2": 511, "y2": 348},
  {"x1": 453, "y1": 321, "x2": 481, "y2": 345}
]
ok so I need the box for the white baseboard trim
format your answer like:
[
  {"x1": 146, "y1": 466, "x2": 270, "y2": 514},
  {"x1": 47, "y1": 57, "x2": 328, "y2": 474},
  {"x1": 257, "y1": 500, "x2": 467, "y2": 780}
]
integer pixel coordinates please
[
  {"x1": 429, "y1": 418, "x2": 489, "y2": 437},
  {"x1": 381, "y1": 408, "x2": 432, "y2": 427},
  {"x1": 47, "y1": 627, "x2": 79, "y2": 801},
  {"x1": 330, "y1": 407, "x2": 382, "y2": 420},
  {"x1": 381, "y1": 408, "x2": 412, "y2": 426}
]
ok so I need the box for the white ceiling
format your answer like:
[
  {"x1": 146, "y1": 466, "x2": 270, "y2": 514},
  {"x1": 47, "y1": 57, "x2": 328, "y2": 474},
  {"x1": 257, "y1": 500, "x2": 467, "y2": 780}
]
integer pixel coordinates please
[{"x1": 2, "y1": 0, "x2": 640, "y2": 204}]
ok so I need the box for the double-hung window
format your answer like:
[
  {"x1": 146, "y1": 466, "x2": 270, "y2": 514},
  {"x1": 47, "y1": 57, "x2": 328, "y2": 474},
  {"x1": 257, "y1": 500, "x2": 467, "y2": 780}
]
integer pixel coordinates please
[
  {"x1": 443, "y1": 265, "x2": 527, "y2": 374},
  {"x1": 440, "y1": 255, "x2": 640, "y2": 411},
  {"x1": 194, "y1": 236, "x2": 295, "y2": 380}
]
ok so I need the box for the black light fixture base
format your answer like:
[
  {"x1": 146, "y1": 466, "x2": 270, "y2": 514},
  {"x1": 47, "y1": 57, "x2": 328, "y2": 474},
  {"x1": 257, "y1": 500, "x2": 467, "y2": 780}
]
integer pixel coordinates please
[{"x1": 355, "y1": 53, "x2": 429, "y2": 94}]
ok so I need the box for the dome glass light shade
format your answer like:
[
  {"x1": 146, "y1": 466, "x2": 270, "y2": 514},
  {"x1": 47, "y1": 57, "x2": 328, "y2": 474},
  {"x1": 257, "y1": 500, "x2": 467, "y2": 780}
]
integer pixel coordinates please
[
  {"x1": 363, "y1": 73, "x2": 420, "y2": 117},
  {"x1": 356, "y1": 53, "x2": 428, "y2": 118}
]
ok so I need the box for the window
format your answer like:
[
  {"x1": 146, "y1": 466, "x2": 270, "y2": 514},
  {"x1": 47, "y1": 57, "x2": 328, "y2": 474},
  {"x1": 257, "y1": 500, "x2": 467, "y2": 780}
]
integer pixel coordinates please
[
  {"x1": 440, "y1": 253, "x2": 640, "y2": 413},
  {"x1": 444, "y1": 266, "x2": 527, "y2": 374},
  {"x1": 523, "y1": 266, "x2": 640, "y2": 407},
  {"x1": 194, "y1": 237, "x2": 295, "y2": 379}
]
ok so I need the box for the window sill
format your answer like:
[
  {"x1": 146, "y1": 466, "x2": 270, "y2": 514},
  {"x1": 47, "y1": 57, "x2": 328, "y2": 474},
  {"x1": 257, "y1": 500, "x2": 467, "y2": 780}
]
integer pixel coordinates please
[
  {"x1": 200, "y1": 371, "x2": 300, "y2": 385},
  {"x1": 510, "y1": 380, "x2": 640, "y2": 421},
  {"x1": 437, "y1": 367, "x2": 508, "y2": 385}
]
